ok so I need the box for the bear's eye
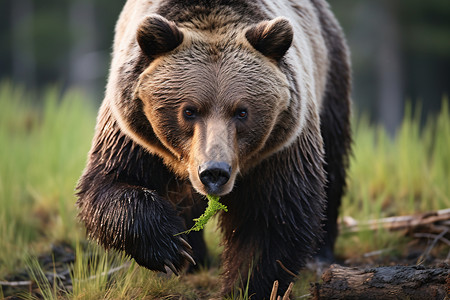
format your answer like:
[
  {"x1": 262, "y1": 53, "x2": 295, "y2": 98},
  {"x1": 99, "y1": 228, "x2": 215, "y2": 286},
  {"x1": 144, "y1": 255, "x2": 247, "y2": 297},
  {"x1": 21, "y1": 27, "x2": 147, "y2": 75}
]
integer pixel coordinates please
[
  {"x1": 236, "y1": 109, "x2": 248, "y2": 120},
  {"x1": 183, "y1": 108, "x2": 196, "y2": 119}
]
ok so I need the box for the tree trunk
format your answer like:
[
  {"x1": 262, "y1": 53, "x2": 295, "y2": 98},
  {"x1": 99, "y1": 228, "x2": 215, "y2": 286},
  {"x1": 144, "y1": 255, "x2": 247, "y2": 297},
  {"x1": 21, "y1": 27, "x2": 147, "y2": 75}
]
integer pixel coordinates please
[
  {"x1": 377, "y1": 1, "x2": 403, "y2": 136},
  {"x1": 68, "y1": 1, "x2": 100, "y2": 95},
  {"x1": 311, "y1": 264, "x2": 449, "y2": 300}
]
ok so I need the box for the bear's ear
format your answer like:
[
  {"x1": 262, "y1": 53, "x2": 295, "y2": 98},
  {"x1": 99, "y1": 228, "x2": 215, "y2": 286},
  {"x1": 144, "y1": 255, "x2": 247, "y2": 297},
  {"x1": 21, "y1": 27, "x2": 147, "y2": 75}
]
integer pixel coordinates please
[
  {"x1": 137, "y1": 14, "x2": 184, "y2": 58},
  {"x1": 245, "y1": 17, "x2": 293, "y2": 60}
]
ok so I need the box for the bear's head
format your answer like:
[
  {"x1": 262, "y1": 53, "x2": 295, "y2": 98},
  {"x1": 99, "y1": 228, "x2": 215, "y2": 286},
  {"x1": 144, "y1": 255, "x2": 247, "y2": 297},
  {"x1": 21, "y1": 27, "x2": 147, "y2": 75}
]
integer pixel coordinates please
[{"x1": 134, "y1": 14, "x2": 294, "y2": 196}]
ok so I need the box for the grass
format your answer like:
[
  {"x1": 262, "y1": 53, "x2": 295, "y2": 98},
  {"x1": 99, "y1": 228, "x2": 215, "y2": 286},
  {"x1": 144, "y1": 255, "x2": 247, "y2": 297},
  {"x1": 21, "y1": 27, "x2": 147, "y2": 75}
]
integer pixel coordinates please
[
  {"x1": 0, "y1": 81, "x2": 448, "y2": 299},
  {"x1": 336, "y1": 99, "x2": 450, "y2": 259},
  {"x1": 68, "y1": 244, "x2": 206, "y2": 300},
  {"x1": 0, "y1": 82, "x2": 96, "y2": 278},
  {"x1": 344, "y1": 101, "x2": 449, "y2": 217}
]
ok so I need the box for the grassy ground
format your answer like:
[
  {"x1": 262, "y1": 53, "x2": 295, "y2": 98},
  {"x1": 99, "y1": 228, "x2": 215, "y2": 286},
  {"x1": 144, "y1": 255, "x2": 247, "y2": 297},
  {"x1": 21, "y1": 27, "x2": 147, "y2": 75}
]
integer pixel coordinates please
[
  {"x1": 0, "y1": 83, "x2": 95, "y2": 277},
  {"x1": 0, "y1": 82, "x2": 448, "y2": 299}
]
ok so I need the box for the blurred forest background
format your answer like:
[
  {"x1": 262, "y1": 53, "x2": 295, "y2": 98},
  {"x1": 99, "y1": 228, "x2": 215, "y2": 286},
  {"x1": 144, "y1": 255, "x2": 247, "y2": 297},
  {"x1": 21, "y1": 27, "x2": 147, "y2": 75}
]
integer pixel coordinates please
[{"x1": 0, "y1": 0, "x2": 449, "y2": 132}]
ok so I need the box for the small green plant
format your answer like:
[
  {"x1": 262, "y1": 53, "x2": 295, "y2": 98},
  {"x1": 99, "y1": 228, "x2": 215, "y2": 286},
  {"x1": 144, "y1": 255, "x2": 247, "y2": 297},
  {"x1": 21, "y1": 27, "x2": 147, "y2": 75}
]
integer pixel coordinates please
[
  {"x1": 225, "y1": 261, "x2": 254, "y2": 300},
  {"x1": 26, "y1": 256, "x2": 59, "y2": 300},
  {"x1": 178, "y1": 195, "x2": 228, "y2": 235}
]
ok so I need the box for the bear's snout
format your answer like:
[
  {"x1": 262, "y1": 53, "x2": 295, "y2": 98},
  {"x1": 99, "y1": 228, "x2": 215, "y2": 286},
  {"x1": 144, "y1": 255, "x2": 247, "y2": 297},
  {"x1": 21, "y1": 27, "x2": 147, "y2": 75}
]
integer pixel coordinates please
[{"x1": 198, "y1": 161, "x2": 231, "y2": 195}]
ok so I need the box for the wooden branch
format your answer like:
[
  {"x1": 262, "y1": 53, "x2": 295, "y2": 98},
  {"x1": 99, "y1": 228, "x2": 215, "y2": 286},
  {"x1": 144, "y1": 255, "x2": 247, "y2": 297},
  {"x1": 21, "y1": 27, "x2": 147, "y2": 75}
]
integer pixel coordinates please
[
  {"x1": 311, "y1": 264, "x2": 449, "y2": 300},
  {"x1": 414, "y1": 232, "x2": 450, "y2": 247},
  {"x1": 340, "y1": 208, "x2": 450, "y2": 233},
  {"x1": 0, "y1": 280, "x2": 33, "y2": 287},
  {"x1": 270, "y1": 281, "x2": 294, "y2": 300},
  {"x1": 72, "y1": 261, "x2": 131, "y2": 283}
]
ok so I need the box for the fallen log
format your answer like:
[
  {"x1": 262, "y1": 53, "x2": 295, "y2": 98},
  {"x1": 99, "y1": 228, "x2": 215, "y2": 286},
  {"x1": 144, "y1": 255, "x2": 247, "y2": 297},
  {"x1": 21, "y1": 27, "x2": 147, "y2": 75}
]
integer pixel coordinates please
[
  {"x1": 340, "y1": 208, "x2": 450, "y2": 233},
  {"x1": 311, "y1": 264, "x2": 449, "y2": 300}
]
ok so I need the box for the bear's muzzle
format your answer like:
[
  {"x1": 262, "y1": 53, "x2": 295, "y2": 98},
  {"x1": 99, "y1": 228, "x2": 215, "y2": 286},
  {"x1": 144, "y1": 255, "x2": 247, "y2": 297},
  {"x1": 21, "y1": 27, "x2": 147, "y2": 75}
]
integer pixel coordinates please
[{"x1": 198, "y1": 161, "x2": 232, "y2": 195}]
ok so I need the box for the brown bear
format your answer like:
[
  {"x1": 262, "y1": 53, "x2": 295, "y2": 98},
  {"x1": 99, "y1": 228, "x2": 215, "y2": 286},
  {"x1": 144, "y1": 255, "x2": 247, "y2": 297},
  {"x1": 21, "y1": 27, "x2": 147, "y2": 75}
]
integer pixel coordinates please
[{"x1": 76, "y1": 0, "x2": 351, "y2": 298}]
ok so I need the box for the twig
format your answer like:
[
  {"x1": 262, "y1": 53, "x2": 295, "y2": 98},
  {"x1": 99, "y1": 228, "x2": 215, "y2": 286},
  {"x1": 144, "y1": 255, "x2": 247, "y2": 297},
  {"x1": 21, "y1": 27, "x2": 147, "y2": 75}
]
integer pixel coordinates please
[
  {"x1": 269, "y1": 280, "x2": 293, "y2": 300},
  {"x1": 270, "y1": 280, "x2": 279, "y2": 300},
  {"x1": 0, "y1": 280, "x2": 33, "y2": 287},
  {"x1": 415, "y1": 229, "x2": 450, "y2": 264},
  {"x1": 45, "y1": 269, "x2": 70, "y2": 281},
  {"x1": 363, "y1": 248, "x2": 392, "y2": 258},
  {"x1": 276, "y1": 260, "x2": 298, "y2": 278},
  {"x1": 72, "y1": 261, "x2": 131, "y2": 282},
  {"x1": 282, "y1": 282, "x2": 293, "y2": 300},
  {"x1": 414, "y1": 232, "x2": 450, "y2": 247}
]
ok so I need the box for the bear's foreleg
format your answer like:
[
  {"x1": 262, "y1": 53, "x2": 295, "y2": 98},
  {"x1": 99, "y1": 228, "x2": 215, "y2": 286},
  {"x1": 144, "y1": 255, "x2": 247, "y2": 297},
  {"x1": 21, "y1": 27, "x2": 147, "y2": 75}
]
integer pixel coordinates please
[
  {"x1": 76, "y1": 115, "x2": 194, "y2": 274},
  {"x1": 220, "y1": 131, "x2": 327, "y2": 298}
]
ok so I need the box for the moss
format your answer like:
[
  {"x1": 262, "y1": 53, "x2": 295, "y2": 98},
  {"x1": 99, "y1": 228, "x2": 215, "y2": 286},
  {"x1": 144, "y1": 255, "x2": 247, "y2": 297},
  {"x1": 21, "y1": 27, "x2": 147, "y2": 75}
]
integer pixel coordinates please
[{"x1": 178, "y1": 195, "x2": 228, "y2": 235}]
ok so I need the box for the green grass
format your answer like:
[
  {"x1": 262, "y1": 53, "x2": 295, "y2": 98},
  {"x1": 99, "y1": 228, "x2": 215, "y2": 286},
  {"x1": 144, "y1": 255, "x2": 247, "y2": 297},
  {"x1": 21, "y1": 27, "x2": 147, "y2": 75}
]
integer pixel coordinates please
[
  {"x1": 0, "y1": 81, "x2": 448, "y2": 299},
  {"x1": 336, "y1": 99, "x2": 450, "y2": 259},
  {"x1": 344, "y1": 101, "x2": 449, "y2": 217},
  {"x1": 0, "y1": 82, "x2": 96, "y2": 278},
  {"x1": 68, "y1": 243, "x2": 208, "y2": 300}
]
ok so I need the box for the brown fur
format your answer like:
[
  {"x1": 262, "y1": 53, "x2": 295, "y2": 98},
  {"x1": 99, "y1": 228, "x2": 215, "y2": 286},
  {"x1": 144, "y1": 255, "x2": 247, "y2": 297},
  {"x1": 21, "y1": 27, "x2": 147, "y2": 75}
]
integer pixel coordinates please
[
  {"x1": 245, "y1": 17, "x2": 293, "y2": 60},
  {"x1": 137, "y1": 15, "x2": 184, "y2": 58},
  {"x1": 76, "y1": 0, "x2": 351, "y2": 298}
]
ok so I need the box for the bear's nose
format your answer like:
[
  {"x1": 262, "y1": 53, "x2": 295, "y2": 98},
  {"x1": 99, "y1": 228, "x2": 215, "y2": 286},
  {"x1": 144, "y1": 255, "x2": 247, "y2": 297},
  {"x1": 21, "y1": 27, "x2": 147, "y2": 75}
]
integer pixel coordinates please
[{"x1": 198, "y1": 161, "x2": 231, "y2": 194}]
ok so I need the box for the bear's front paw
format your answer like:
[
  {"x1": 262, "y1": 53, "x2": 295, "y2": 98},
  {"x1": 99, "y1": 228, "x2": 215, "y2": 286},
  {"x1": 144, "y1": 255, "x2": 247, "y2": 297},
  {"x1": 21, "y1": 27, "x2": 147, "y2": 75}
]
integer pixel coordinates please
[
  {"x1": 122, "y1": 189, "x2": 196, "y2": 274},
  {"x1": 130, "y1": 229, "x2": 196, "y2": 275}
]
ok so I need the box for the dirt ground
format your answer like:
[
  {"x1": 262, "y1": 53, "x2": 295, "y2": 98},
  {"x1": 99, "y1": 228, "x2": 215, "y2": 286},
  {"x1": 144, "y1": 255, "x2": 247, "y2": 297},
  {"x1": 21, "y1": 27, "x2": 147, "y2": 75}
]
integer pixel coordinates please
[{"x1": 2, "y1": 222, "x2": 449, "y2": 299}]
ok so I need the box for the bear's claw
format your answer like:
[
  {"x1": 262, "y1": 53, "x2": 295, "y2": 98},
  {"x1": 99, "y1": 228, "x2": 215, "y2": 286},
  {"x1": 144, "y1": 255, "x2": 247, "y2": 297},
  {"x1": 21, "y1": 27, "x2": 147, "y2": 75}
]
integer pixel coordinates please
[
  {"x1": 164, "y1": 260, "x2": 179, "y2": 276},
  {"x1": 181, "y1": 250, "x2": 196, "y2": 266},
  {"x1": 179, "y1": 237, "x2": 192, "y2": 250}
]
